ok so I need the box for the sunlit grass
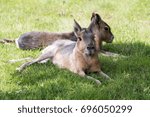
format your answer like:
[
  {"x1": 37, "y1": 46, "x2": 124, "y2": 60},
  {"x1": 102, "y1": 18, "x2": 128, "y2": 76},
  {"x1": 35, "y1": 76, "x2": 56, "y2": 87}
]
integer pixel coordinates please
[{"x1": 0, "y1": 0, "x2": 149, "y2": 99}]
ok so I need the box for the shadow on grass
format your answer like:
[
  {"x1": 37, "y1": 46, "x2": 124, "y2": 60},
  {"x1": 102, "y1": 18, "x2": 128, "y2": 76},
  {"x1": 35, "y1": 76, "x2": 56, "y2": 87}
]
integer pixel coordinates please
[
  {"x1": 0, "y1": 42, "x2": 150, "y2": 99},
  {"x1": 103, "y1": 41, "x2": 150, "y2": 56},
  {"x1": 15, "y1": 63, "x2": 57, "y2": 81}
]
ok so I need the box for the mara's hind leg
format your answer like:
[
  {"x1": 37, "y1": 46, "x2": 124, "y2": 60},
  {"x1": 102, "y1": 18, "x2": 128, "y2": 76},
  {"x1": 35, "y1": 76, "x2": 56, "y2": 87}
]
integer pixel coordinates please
[
  {"x1": 38, "y1": 59, "x2": 49, "y2": 64},
  {"x1": 0, "y1": 39, "x2": 15, "y2": 44},
  {"x1": 101, "y1": 50, "x2": 126, "y2": 58},
  {"x1": 0, "y1": 40, "x2": 5, "y2": 44},
  {"x1": 16, "y1": 52, "x2": 53, "y2": 72},
  {"x1": 3, "y1": 39, "x2": 15, "y2": 43},
  {"x1": 9, "y1": 57, "x2": 33, "y2": 63}
]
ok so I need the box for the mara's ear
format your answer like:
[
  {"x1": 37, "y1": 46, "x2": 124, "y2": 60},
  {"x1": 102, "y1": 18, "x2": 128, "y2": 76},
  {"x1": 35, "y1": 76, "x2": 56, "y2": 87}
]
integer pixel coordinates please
[
  {"x1": 74, "y1": 19, "x2": 82, "y2": 36},
  {"x1": 91, "y1": 12, "x2": 101, "y2": 24},
  {"x1": 88, "y1": 12, "x2": 102, "y2": 31}
]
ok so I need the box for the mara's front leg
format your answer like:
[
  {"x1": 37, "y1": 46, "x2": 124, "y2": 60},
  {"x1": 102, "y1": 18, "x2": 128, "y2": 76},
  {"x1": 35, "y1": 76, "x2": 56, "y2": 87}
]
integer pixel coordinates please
[
  {"x1": 88, "y1": 53, "x2": 112, "y2": 81},
  {"x1": 78, "y1": 71, "x2": 101, "y2": 85},
  {"x1": 98, "y1": 71, "x2": 112, "y2": 80},
  {"x1": 89, "y1": 64, "x2": 111, "y2": 81}
]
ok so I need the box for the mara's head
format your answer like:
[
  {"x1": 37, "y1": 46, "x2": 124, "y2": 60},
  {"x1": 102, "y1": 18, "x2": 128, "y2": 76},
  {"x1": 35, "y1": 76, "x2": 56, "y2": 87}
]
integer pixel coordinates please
[
  {"x1": 88, "y1": 12, "x2": 114, "y2": 43},
  {"x1": 74, "y1": 20, "x2": 96, "y2": 56}
]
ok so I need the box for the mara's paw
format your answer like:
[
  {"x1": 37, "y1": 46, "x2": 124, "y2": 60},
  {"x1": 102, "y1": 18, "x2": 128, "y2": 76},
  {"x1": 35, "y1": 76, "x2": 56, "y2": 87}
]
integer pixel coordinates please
[{"x1": 95, "y1": 80, "x2": 101, "y2": 85}]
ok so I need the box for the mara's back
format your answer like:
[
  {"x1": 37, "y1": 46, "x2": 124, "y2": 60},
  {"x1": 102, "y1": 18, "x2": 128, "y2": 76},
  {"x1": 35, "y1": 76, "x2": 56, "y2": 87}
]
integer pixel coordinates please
[{"x1": 16, "y1": 31, "x2": 75, "y2": 50}]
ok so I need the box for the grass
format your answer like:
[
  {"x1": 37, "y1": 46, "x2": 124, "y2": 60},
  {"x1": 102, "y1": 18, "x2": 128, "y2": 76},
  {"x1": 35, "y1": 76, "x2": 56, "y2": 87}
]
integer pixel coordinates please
[{"x1": 0, "y1": 0, "x2": 150, "y2": 99}]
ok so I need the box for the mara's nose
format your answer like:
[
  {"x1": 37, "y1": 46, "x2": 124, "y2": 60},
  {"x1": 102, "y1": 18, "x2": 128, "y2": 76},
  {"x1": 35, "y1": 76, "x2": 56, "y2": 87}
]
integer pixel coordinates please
[
  {"x1": 87, "y1": 46, "x2": 95, "y2": 50},
  {"x1": 111, "y1": 35, "x2": 114, "y2": 40}
]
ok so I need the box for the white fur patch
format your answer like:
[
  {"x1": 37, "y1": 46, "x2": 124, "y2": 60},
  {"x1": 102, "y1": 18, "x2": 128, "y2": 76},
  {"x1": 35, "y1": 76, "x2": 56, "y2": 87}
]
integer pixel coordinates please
[{"x1": 15, "y1": 38, "x2": 20, "y2": 48}]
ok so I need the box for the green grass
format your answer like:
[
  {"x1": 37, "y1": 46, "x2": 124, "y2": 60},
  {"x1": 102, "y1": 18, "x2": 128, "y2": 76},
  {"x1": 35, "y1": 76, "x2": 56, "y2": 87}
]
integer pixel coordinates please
[{"x1": 0, "y1": 0, "x2": 150, "y2": 99}]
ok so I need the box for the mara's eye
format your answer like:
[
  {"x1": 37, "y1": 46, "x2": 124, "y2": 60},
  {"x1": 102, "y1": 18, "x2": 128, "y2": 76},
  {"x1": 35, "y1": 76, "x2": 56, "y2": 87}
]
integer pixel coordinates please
[
  {"x1": 104, "y1": 26, "x2": 109, "y2": 31},
  {"x1": 78, "y1": 37, "x2": 82, "y2": 41}
]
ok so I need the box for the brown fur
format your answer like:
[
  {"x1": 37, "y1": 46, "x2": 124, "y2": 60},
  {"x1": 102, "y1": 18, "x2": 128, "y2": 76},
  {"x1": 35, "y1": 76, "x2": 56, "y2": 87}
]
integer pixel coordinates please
[{"x1": 89, "y1": 13, "x2": 114, "y2": 50}]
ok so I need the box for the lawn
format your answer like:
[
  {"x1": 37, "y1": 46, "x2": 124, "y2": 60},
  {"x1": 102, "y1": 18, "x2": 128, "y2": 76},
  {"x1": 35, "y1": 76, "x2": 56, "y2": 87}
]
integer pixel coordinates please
[{"x1": 0, "y1": 0, "x2": 149, "y2": 99}]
